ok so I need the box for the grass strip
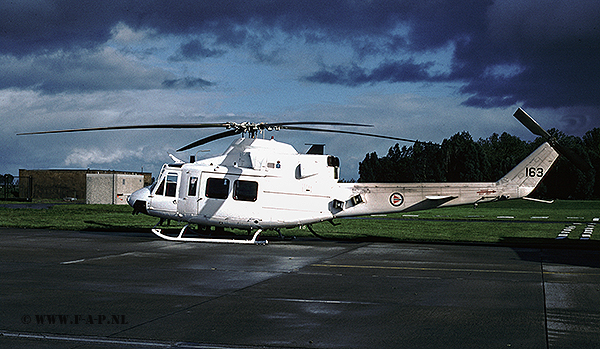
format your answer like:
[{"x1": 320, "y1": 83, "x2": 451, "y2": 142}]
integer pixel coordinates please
[{"x1": 1, "y1": 199, "x2": 598, "y2": 244}]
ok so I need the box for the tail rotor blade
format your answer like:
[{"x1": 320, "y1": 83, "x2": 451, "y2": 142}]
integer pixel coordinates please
[
  {"x1": 513, "y1": 108, "x2": 551, "y2": 138},
  {"x1": 514, "y1": 108, "x2": 592, "y2": 172},
  {"x1": 550, "y1": 140, "x2": 593, "y2": 172}
]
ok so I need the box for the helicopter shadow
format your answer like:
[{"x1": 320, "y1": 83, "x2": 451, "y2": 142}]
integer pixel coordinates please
[
  {"x1": 500, "y1": 237, "x2": 600, "y2": 268},
  {"x1": 81, "y1": 221, "x2": 158, "y2": 237}
]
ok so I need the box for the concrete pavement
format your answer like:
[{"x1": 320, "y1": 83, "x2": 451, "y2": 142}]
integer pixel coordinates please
[{"x1": 1, "y1": 228, "x2": 599, "y2": 348}]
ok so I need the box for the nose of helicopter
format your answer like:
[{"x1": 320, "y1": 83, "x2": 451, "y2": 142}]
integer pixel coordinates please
[{"x1": 128, "y1": 186, "x2": 151, "y2": 214}]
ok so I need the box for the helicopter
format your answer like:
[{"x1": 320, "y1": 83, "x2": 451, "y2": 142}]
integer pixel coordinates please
[{"x1": 18, "y1": 108, "x2": 570, "y2": 244}]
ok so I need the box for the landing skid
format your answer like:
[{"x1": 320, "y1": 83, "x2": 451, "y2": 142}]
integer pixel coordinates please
[{"x1": 151, "y1": 224, "x2": 268, "y2": 245}]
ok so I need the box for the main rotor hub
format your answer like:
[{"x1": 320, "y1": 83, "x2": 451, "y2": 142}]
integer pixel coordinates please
[{"x1": 225, "y1": 122, "x2": 281, "y2": 138}]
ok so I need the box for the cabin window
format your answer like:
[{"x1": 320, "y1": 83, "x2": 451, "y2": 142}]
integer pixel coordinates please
[
  {"x1": 206, "y1": 178, "x2": 229, "y2": 199},
  {"x1": 188, "y1": 176, "x2": 198, "y2": 196},
  {"x1": 165, "y1": 173, "x2": 178, "y2": 197},
  {"x1": 234, "y1": 180, "x2": 258, "y2": 201}
]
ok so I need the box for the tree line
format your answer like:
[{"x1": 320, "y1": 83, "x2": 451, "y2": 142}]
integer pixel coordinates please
[{"x1": 358, "y1": 128, "x2": 600, "y2": 200}]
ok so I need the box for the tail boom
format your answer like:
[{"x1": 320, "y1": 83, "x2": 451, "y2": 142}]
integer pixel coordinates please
[{"x1": 333, "y1": 142, "x2": 559, "y2": 217}]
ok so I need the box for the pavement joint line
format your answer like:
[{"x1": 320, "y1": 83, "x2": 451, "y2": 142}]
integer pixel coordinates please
[
  {"x1": 60, "y1": 258, "x2": 85, "y2": 265},
  {"x1": 311, "y1": 263, "x2": 538, "y2": 274},
  {"x1": 544, "y1": 271, "x2": 600, "y2": 276},
  {"x1": 311, "y1": 263, "x2": 600, "y2": 276},
  {"x1": 265, "y1": 297, "x2": 378, "y2": 305},
  {"x1": 60, "y1": 252, "x2": 137, "y2": 265},
  {"x1": 0, "y1": 330, "x2": 259, "y2": 348},
  {"x1": 540, "y1": 251, "x2": 549, "y2": 348},
  {"x1": 56, "y1": 238, "x2": 195, "y2": 267},
  {"x1": 58, "y1": 241, "x2": 192, "y2": 266}
]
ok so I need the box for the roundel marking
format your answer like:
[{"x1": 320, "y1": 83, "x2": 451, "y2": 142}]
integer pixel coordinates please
[{"x1": 389, "y1": 192, "x2": 404, "y2": 207}]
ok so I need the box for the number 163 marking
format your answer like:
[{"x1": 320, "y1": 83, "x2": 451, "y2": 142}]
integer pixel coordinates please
[{"x1": 525, "y1": 167, "x2": 544, "y2": 177}]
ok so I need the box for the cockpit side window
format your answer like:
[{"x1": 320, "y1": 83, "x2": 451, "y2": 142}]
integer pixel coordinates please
[
  {"x1": 154, "y1": 178, "x2": 165, "y2": 196},
  {"x1": 165, "y1": 173, "x2": 178, "y2": 197}
]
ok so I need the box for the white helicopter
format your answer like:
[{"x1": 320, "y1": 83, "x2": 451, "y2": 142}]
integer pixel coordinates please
[{"x1": 19, "y1": 109, "x2": 569, "y2": 244}]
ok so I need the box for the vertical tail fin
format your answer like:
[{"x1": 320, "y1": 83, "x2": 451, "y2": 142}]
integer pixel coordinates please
[{"x1": 497, "y1": 142, "x2": 559, "y2": 198}]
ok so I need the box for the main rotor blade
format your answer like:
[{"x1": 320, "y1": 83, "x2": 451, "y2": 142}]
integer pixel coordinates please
[
  {"x1": 18, "y1": 119, "x2": 411, "y2": 153},
  {"x1": 177, "y1": 129, "x2": 239, "y2": 152},
  {"x1": 280, "y1": 125, "x2": 418, "y2": 143},
  {"x1": 267, "y1": 121, "x2": 373, "y2": 128},
  {"x1": 17, "y1": 123, "x2": 230, "y2": 136}
]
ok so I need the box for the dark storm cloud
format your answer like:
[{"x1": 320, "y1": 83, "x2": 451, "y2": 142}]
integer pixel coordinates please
[
  {"x1": 0, "y1": 1, "x2": 123, "y2": 56},
  {"x1": 1, "y1": 0, "x2": 599, "y2": 108},
  {"x1": 161, "y1": 77, "x2": 215, "y2": 89},
  {"x1": 305, "y1": 60, "x2": 443, "y2": 86},
  {"x1": 450, "y1": 0, "x2": 600, "y2": 109},
  {"x1": 169, "y1": 39, "x2": 226, "y2": 61},
  {"x1": 0, "y1": 1, "x2": 464, "y2": 56},
  {"x1": 304, "y1": 0, "x2": 600, "y2": 109},
  {"x1": 0, "y1": 49, "x2": 173, "y2": 93}
]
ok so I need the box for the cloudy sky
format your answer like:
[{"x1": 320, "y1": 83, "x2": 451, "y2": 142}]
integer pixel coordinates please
[{"x1": 2, "y1": 0, "x2": 599, "y2": 180}]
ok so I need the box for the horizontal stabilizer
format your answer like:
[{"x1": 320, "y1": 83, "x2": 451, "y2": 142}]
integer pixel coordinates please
[
  {"x1": 425, "y1": 195, "x2": 457, "y2": 201},
  {"x1": 522, "y1": 197, "x2": 554, "y2": 204}
]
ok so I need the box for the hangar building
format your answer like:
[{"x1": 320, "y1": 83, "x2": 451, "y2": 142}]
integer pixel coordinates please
[{"x1": 18, "y1": 169, "x2": 153, "y2": 204}]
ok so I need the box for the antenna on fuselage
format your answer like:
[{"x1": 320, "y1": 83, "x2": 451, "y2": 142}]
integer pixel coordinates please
[{"x1": 190, "y1": 149, "x2": 210, "y2": 163}]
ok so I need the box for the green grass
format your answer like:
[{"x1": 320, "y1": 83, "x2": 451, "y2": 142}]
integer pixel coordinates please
[
  {"x1": 1, "y1": 199, "x2": 598, "y2": 244},
  {"x1": 296, "y1": 199, "x2": 599, "y2": 243},
  {"x1": 0, "y1": 204, "x2": 160, "y2": 231}
]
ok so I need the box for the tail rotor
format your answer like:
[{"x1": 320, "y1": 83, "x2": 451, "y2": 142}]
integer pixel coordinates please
[{"x1": 514, "y1": 108, "x2": 592, "y2": 172}]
